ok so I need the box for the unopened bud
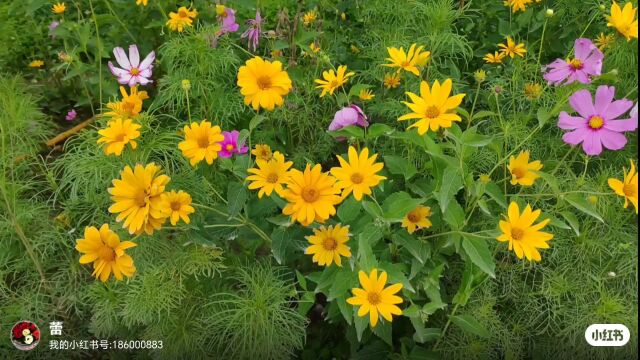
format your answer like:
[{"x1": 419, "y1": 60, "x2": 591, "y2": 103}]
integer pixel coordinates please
[
  {"x1": 181, "y1": 79, "x2": 191, "y2": 91},
  {"x1": 545, "y1": 9, "x2": 554, "y2": 17},
  {"x1": 474, "y1": 69, "x2": 487, "y2": 83},
  {"x1": 216, "y1": 5, "x2": 226, "y2": 16}
]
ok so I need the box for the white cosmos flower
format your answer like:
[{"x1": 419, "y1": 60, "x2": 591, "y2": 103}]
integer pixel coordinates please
[{"x1": 108, "y1": 44, "x2": 155, "y2": 86}]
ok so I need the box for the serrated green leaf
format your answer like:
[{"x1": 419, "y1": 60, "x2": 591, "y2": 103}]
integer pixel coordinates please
[
  {"x1": 338, "y1": 196, "x2": 361, "y2": 223},
  {"x1": 435, "y1": 167, "x2": 463, "y2": 213},
  {"x1": 227, "y1": 181, "x2": 247, "y2": 217},
  {"x1": 249, "y1": 115, "x2": 266, "y2": 132},
  {"x1": 382, "y1": 191, "x2": 423, "y2": 221},
  {"x1": 450, "y1": 314, "x2": 490, "y2": 338},
  {"x1": 392, "y1": 232, "x2": 430, "y2": 264},
  {"x1": 384, "y1": 155, "x2": 417, "y2": 180},
  {"x1": 461, "y1": 234, "x2": 495, "y2": 278},
  {"x1": 485, "y1": 182, "x2": 507, "y2": 209},
  {"x1": 367, "y1": 123, "x2": 394, "y2": 138}
]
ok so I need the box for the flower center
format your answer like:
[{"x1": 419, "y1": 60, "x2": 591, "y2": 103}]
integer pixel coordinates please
[
  {"x1": 170, "y1": 201, "x2": 182, "y2": 211},
  {"x1": 588, "y1": 116, "x2": 604, "y2": 129},
  {"x1": 407, "y1": 211, "x2": 420, "y2": 223},
  {"x1": 197, "y1": 136, "x2": 210, "y2": 148},
  {"x1": 115, "y1": 132, "x2": 127, "y2": 142},
  {"x1": 350, "y1": 172, "x2": 364, "y2": 184},
  {"x1": 512, "y1": 167, "x2": 527, "y2": 179},
  {"x1": 401, "y1": 61, "x2": 411, "y2": 68},
  {"x1": 226, "y1": 144, "x2": 235, "y2": 151},
  {"x1": 178, "y1": 9, "x2": 189, "y2": 18},
  {"x1": 425, "y1": 105, "x2": 440, "y2": 119},
  {"x1": 322, "y1": 237, "x2": 337, "y2": 250},
  {"x1": 266, "y1": 173, "x2": 279, "y2": 184},
  {"x1": 98, "y1": 246, "x2": 115, "y2": 261},
  {"x1": 367, "y1": 291, "x2": 381, "y2": 305},
  {"x1": 301, "y1": 186, "x2": 319, "y2": 202},
  {"x1": 130, "y1": 67, "x2": 140, "y2": 76},
  {"x1": 511, "y1": 227, "x2": 524, "y2": 241},
  {"x1": 330, "y1": 80, "x2": 340, "y2": 88},
  {"x1": 623, "y1": 183, "x2": 637, "y2": 197},
  {"x1": 134, "y1": 190, "x2": 149, "y2": 207},
  {"x1": 568, "y1": 58, "x2": 583, "y2": 70},
  {"x1": 256, "y1": 76, "x2": 272, "y2": 90}
]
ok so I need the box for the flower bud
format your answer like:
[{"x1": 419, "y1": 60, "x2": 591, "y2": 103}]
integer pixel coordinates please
[
  {"x1": 599, "y1": 4, "x2": 606, "y2": 11},
  {"x1": 587, "y1": 195, "x2": 598, "y2": 204},
  {"x1": 545, "y1": 8, "x2": 554, "y2": 17},
  {"x1": 607, "y1": 271, "x2": 616, "y2": 277},
  {"x1": 216, "y1": 5, "x2": 226, "y2": 16},
  {"x1": 181, "y1": 79, "x2": 191, "y2": 91},
  {"x1": 474, "y1": 69, "x2": 487, "y2": 83}
]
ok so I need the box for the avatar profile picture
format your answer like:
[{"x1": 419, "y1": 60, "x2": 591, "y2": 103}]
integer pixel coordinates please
[{"x1": 10, "y1": 320, "x2": 40, "y2": 350}]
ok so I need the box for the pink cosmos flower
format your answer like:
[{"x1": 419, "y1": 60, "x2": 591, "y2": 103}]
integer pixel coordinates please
[
  {"x1": 108, "y1": 44, "x2": 155, "y2": 86},
  {"x1": 218, "y1": 130, "x2": 249, "y2": 158},
  {"x1": 65, "y1": 109, "x2": 77, "y2": 121},
  {"x1": 543, "y1": 38, "x2": 603, "y2": 86},
  {"x1": 558, "y1": 86, "x2": 637, "y2": 156},
  {"x1": 328, "y1": 105, "x2": 369, "y2": 141},
  {"x1": 241, "y1": 10, "x2": 263, "y2": 51},
  {"x1": 220, "y1": 7, "x2": 239, "y2": 34},
  {"x1": 49, "y1": 21, "x2": 60, "y2": 38}
]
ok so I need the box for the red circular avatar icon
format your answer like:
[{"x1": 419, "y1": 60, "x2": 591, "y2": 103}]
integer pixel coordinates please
[{"x1": 10, "y1": 320, "x2": 40, "y2": 351}]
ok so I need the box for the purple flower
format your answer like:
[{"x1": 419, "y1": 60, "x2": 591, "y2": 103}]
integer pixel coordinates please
[
  {"x1": 108, "y1": 44, "x2": 155, "y2": 86},
  {"x1": 48, "y1": 21, "x2": 60, "y2": 38},
  {"x1": 220, "y1": 7, "x2": 239, "y2": 34},
  {"x1": 543, "y1": 38, "x2": 603, "y2": 86},
  {"x1": 218, "y1": 130, "x2": 249, "y2": 158},
  {"x1": 558, "y1": 86, "x2": 637, "y2": 156},
  {"x1": 241, "y1": 10, "x2": 263, "y2": 51},
  {"x1": 328, "y1": 105, "x2": 369, "y2": 141},
  {"x1": 65, "y1": 109, "x2": 77, "y2": 121}
]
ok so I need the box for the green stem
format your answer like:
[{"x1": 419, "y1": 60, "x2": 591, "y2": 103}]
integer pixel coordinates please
[
  {"x1": 88, "y1": 0, "x2": 103, "y2": 108},
  {"x1": 433, "y1": 303, "x2": 460, "y2": 350},
  {"x1": 536, "y1": 18, "x2": 548, "y2": 69},
  {"x1": 468, "y1": 81, "x2": 481, "y2": 127},
  {"x1": 104, "y1": 0, "x2": 137, "y2": 42}
]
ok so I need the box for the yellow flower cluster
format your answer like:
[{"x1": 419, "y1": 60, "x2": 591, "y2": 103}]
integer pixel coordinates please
[
  {"x1": 97, "y1": 86, "x2": 148, "y2": 156},
  {"x1": 484, "y1": 36, "x2": 527, "y2": 64}
]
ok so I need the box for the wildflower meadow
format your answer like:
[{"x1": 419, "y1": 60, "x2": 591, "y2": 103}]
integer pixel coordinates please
[{"x1": 0, "y1": 0, "x2": 637, "y2": 358}]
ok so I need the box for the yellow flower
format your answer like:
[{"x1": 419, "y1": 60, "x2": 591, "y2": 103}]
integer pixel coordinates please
[
  {"x1": 104, "y1": 86, "x2": 149, "y2": 121},
  {"x1": 271, "y1": 50, "x2": 283, "y2": 58},
  {"x1": 479, "y1": 174, "x2": 491, "y2": 184},
  {"x1": 247, "y1": 151, "x2": 293, "y2": 198},
  {"x1": 346, "y1": 269, "x2": 403, "y2": 327},
  {"x1": 52, "y1": 2, "x2": 66, "y2": 14},
  {"x1": 607, "y1": 2, "x2": 638, "y2": 41},
  {"x1": 237, "y1": 57, "x2": 293, "y2": 111},
  {"x1": 251, "y1": 144, "x2": 273, "y2": 161},
  {"x1": 97, "y1": 118, "x2": 142, "y2": 156},
  {"x1": 305, "y1": 224, "x2": 351, "y2": 266},
  {"x1": 498, "y1": 37, "x2": 527, "y2": 58},
  {"x1": 350, "y1": 44, "x2": 361, "y2": 54},
  {"x1": 401, "y1": 206, "x2": 432, "y2": 234},
  {"x1": 215, "y1": 5, "x2": 226, "y2": 15},
  {"x1": 508, "y1": 151, "x2": 542, "y2": 186},
  {"x1": 383, "y1": 44, "x2": 431, "y2": 76},
  {"x1": 474, "y1": 69, "x2": 487, "y2": 83},
  {"x1": 309, "y1": 42, "x2": 321, "y2": 54},
  {"x1": 315, "y1": 65, "x2": 355, "y2": 97},
  {"x1": 330, "y1": 146, "x2": 386, "y2": 201},
  {"x1": 341, "y1": 12, "x2": 347, "y2": 21},
  {"x1": 166, "y1": 6, "x2": 198, "y2": 32},
  {"x1": 504, "y1": 0, "x2": 533, "y2": 13},
  {"x1": 303, "y1": 10, "x2": 318, "y2": 26},
  {"x1": 161, "y1": 190, "x2": 195, "y2": 225},
  {"x1": 497, "y1": 202, "x2": 553, "y2": 262},
  {"x1": 136, "y1": 0, "x2": 148, "y2": 6},
  {"x1": 358, "y1": 89, "x2": 375, "y2": 101},
  {"x1": 29, "y1": 60, "x2": 44, "y2": 68},
  {"x1": 108, "y1": 163, "x2": 170, "y2": 235},
  {"x1": 383, "y1": 72, "x2": 401, "y2": 89},
  {"x1": 608, "y1": 159, "x2": 638, "y2": 213},
  {"x1": 524, "y1": 83, "x2": 543, "y2": 101},
  {"x1": 178, "y1": 120, "x2": 224, "y2": 166},
  {"x1": 76, "y1": 224, "x2": 137, "y2": 282},
  {"x1": 483, "y1": 51, "x2": 506, "y2": 64},
  {"x1": 595, "y1": 32, "x2": 616, "y2": 50},
  {"x1": 282, "y1": 164, "x2": 342, "y2": 226},
  {"x1": 398, "y1": 79, "x2": 466, "y2": 134}
]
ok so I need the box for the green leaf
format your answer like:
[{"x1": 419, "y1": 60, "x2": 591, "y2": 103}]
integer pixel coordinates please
[
  {"x1": 470, "y1": 110, "x2": 496, "y2": 120},
  {"x1": 485, "y1": 182, "x2": 507, "y2": 209},
  {"x1": 338, "y1": 196, "x2": 362, "y2": 223},
  {"x1": 435, "y1": 167, "x2": 463, "y2": 213},
  {"x1": 329, "y1": 268, "x2": 357, "y2": 300},
  {"x1": 565, "y1": 193, "x2": 604, "y2": 223},
  {"x1": 328, "y1": 125, "x2": 364, "y2": 139},
  {"x1": 560, "y1": 211, "x2": 580, "y2": 236},
  {"x1": 367, "y1": 123, "x2": 394, "y2": 138},
  {"x1": 295, "y1": 270, "x2": 307, "y2": 291},
  {"x1": 533, "y1": 170, "x2": 560, "y2": 194},
  {"x1": 443, "y1": 199, "x2": 465, "y2": 230},
  {"x1": 249, "y1": 114, "x2": 266, "y2": 132},
  {"x1": 227, "y1": 181, "x2": 247, "y2": 217},
  {"x1": 354, "y1": 310, "x2": 369, "y2": 341},
  {"x1": 537, "y1": 107, "x2": 551, "y2": 127},
  {"x1": 357, "y1": 228, "x2": 380, "y2": 270},
  {"x1": 461, "y1": 234, "x2": 495, "y2": 278},
  {"x1": 236, "y1": 129, "x2": 250, "y2": 150},
  {"x1": 372, "y1": 320, "x2": 392, "y2": 346},
  {"x1": 450, "y1": 314, "x2": 490, "y2": 338},
  {"x1": 460, "y1": 128, "x2": 494, "y2": 147},
  {"x1": 381, "y1": 191, "x2": 423, "y2": 222},
  {"x1": 271, "y1": 228, "x2": 291, "y2": 265},
  {"x1": 392, "y1": 232, "x2": 430, "y2": 264},
  {"x1": 362, "y1": 199, "x2": 383, "y2": 219},
  {"x1": 348, "y1": 83, "x2": 372, "y2": 98},
  {"x1": 336, "y1": 296, "x2": 353, "y2": 325},
  {"x1": 384, "y1": 155, "x2": 417, "y2": 180}
]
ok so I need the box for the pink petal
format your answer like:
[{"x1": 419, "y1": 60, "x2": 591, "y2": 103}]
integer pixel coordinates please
[
  {"x1": 113, "y1": 47, "x2": 131, "y2": 69},
  {"x1": 137, "y1": 77, "x2": 152, "y2": 85},
  {"x1": 594, "y1": 85, "x2": 615, "y2": 112},
  {"x1": 569, "y1": 89, "x2": 595, "y2": 118},
  {"x1": 574, "y1": 38, "x2": 595, "y2": 60},
  {"x1": 573, "y1": 70, "x2": 591, "y2": 84},
  {"x1": 543, "y1": 60, "x2": 571, "y2": 85},
  {"x1": 605, "y1": 117, "x2": 638, "y2": 132},
  {"x1": 127, "y1": 76, "x2": 138, "y2": 87},
  {"x1": 562, "y1": 128, "x2": 589, "y2": 145},
  {"x1": 139, "y1": 68, "x2": 152, "y2": 78},
  {"x1": 599, "y1": 129, "x2": 628, "y2": 151},
  {"x1": 583, "y1": 51, "x2": 603, "y2": 76},
  {"x1": 603, "y1": 99, "x2": 634, "y2": 120},
  {"x1": 139, "y1": 51, "x2": 155, "y2": 70},
  {"x1": 581, "y1": 132, "x2": 603, "y2": 156},
  {"x1": 558, "y1": 112, "x2": 587, "y2": 130},
  {"x1": 128, "y1": 45, "x2": 140, "y2": 67},
  {"x1": 108, "y1": 62, "x2": 129, "y2": 77}
]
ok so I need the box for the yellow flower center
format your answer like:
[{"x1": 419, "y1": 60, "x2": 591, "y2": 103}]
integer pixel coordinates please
[
  {"x1": 266, "y1": 173, "x2": 279, "y2": 184},
  {"x1": 301, "y1": 186, "x2": 319, "y2": 202},
  {"x1": 257, "y1": 76, "x2": 272, "y2": 90},
  {"x1": 115, "y1": 132, "x2": 127, "y2": 142},
  {"x1": 322, "y1": 237, "x2": 337, "y2": 250},
  {"x1": 226, "y1": 144, "x2": 235, "y2": 151},
  {"x1": 623, "y1": 183, "x2": 637, "y2": 197},
  {"x1": 407, "y1": 211, "x2": 420, "y2": 223},
  {"x1": 98, "y1": 246, "x2": 115, "y2": 261},
  {"x1": 367, "y1": 291, "x2": 381, "y2": 305},
  {"x1": 568, "y1": 58, "x2": 583, "y2": 70},
  {"x1": 511, "y1": 167, "x2": 527, "y2": 179},
  {"x1": 135, "y1": 191, "x2": 149, "y2": 207},
  {"x1": 510, "y1": 227, "x2": 524, "y2": 241},
  {"x1": 588, "y1": 116, "x2": 604, "y2": 129},
  {"x1": 350, "y1": 172, "x2": 364, "y2": 184},
  {"x1": 170, "y1": 201, "x2": 182, "y2": 211},
  {"x1": 330, "y1": 79, "x2": 340, "y2": 88},
  {"x1": 401, "y1": 61, "x2": 411, "y2": 68},
  {"x1": 178, "y1": 9, "x2": 189, "y2": 18},
  {"x1": 197, "y1": 136, "x2": 210, "y2": 148},
  {"x1": 425, "y1": 105, "x2": 440, "y2": 119},
  {"x1": 130, "y1": 67, "x2": 140, "y2": 76}
]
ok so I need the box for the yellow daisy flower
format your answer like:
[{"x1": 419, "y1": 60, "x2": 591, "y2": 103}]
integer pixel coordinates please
[
  {"x1": 104, "y1": 86, "x2": 149, "y2": 121},
  {"x1": 136, "y1": 0, "x2": 148, "y2": 6},
  {"x1": 595, "y1": 33, "x2": 616, "y2": 50},
  {"x1": 282, "y1": 164, "x2": 342, "y2": 226},
  {"x1": 346, "y1": 269, "x2": 403, "y2": 327},
  {"x1": 52, "y1": 2, "x2": 66, "y2": 14},
  {"x1": 305, "y1": 224, "x2": 351, "y2": 266},
  {"x1": 401, "y1": 206, "x2": 432, "y2": 234},
  {"x1": 166, "y1": 6, "x2": 198, "y2": 32},
  {"x1": 524, "y1": 83, "x2": 543, "y2": 101},
  {"x1": 237, "y1": 57, "x2": 293, "y2": 111},
  {"x1": 483, "y1": 51, "x2": 506, "y2": 64},
  {"x1": 247, "y1": 151, "x2": 293, "y2": 198},
  {"x1": 498, "y1": 37, "x2": 527, "y2": 58},
  {"x1": 358, "y1": 89, "x2": 375, "y2": 101},
  {"x1": 383, "y1": 44, "x2": 431, "y2": 76},
  {"x1": 497, "y1": 202, "x2": 553, "y2": 262},
  {"x1": 76, "y1": 224, "x2": 137, "y2": 282},
  {"x1": 108, "y1": 163, "x2": 170, "y2": 235},
  {"x1": 398, "y1": 79, "x2": 466, "y2": 134},
  {"x1": 29, "y1": 60, "x2": 44, "y2": 68},
  {"x1": 309, "y1": 42, "x2": 321, "y2": 54},
  {"x1": 302, "y1": 10, "x2": 318, "y2": 26},
  {"x1": 178, "y1": 120, "x2": 224, "y2": 166},
  {"x1": 330, "y1": 146, "x2": 386, "y2": 201},
  {"x1": 251, "y1": 144, "x2": 273, "y2": 161},
  {"x1": 607, "y1": 1, "x2": 638, "y2": 41},
  {"x1": 161, "y1": 190, "x2": 195, "y2": 225},
  {"x1": 315, "y1": 65, "x2": 355, "y2": 97},
  {"x1": 608, "y1": 159, "x2": 638, "y2": 213},
  {"x1": 383, "y1": 72, "x2": 401, "y2": 89},
  {"x1": 504, "y1": 0, "x2": 534, "y2": 13},
  {"x1": 508, "y1": 151, "x2": 542, "y2": 186},
  {"x1": 97, "y1": 118, "x2": 142, "y2": 156}
]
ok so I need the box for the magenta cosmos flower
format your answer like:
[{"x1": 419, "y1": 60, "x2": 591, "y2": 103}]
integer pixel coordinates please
[
  {"x1": 543, "y1": 38, "x2": 603, "y2": 86},
  {"x1": 329, "y1": 105, "x2": 369, "y2": 131},
  {"x1": 108, "y1": 44, "x2": 155, "y2": 86},
  {"x1": 218, "y1": 130, "x2": 249, "y2": 158},
  {"x1": 65, "y1": 109, "x2": 77, "y2": 121},
  {"x1": 241, "y1": 10, "x2": 263, "y2": 51},
  {"x1": 558, "y1": 86, "x2": 637, "y2": 156},
  {"x1": 219, "y1": 7, "x2": 239, "y2": 34}
]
